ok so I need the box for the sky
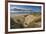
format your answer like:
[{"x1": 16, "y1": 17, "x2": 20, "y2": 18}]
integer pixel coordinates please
[{"x1": 10, "y1": 5, "x2": 41, "y2": 12}]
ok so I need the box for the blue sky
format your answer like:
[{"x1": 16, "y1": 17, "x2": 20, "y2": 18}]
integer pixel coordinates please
[{"x1": 10, "y1": 5, "x2": 41, "y2": 12}]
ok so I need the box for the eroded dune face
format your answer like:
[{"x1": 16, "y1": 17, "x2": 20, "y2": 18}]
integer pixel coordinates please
[
  {"x1": 10, "y1": 15, "x2": 25, "y2": 28},
  {"x1": 11, "y1": 14, "x2": 41, "y2": 28},
  {"x1": 12, "y1": 15, "x2": 25, "y2": 25},
  {"x1": 23, "y1": 15, "x2": 41, "y2": 28}
]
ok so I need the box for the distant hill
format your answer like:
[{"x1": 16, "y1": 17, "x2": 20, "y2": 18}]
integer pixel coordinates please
[{"x1": 10, "y1": 8, "x2": 41, "y2": 16}]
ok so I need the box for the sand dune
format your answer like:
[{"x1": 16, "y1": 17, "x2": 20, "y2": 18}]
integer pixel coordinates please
[{"x1": 10, "y1": 14, "x2": 41, "y2": 28}]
